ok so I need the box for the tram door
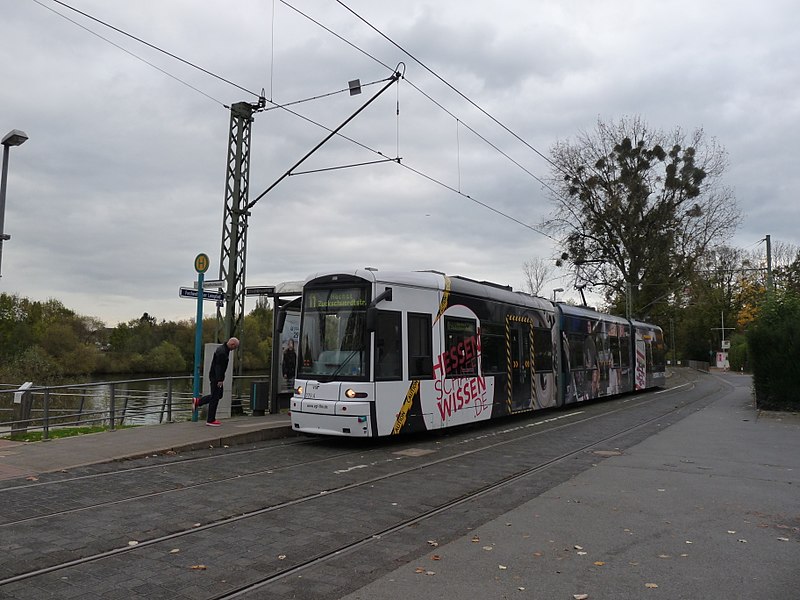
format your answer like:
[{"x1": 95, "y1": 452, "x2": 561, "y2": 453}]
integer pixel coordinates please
[{"x1": 509, "y1": 323, "x2": 533, "y2": 411}]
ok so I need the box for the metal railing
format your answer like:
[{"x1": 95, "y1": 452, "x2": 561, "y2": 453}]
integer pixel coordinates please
[
  {"x1": 0, "y1": 375, "x2": 270, "y2": 439},
  {"x1": 687, "y1": 360, "x2": 710, "y2": 372}
]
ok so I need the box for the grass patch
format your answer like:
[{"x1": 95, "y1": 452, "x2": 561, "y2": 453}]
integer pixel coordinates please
[{"x1": 4, "y1": 425, "x2": 136, "y2": 442}]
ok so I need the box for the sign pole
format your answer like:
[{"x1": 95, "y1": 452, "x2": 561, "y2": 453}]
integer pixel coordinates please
[{"x1": 192, "y1": 253, "x2": 210, "y2": 422}]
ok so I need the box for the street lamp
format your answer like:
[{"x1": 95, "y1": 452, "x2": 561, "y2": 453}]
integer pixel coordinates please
[
  {"x1": 552, "y1": 288, "x2": 564, "y2": 302},
  {"x1": 1, "y1": 129, "x2": 29, "y2": 278}
]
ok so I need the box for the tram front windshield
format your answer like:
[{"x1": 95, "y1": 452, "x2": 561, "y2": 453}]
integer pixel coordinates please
[{"x1": 298, "y1": 286, "x2": 369, "y2": 381}]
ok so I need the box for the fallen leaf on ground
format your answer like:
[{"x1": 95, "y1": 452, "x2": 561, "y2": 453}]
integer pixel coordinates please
[
  {"x1": 472, "y1": 536, "x2": 480, "y2": 543},
  {"x1": 415, "y1": 567, "x2": 426, "y2": 574},
  {"x1": 427, "y1": 540, "x2": 439, "y2": 547},
  {"x1": 574, "y1": 545, "x2": 584, "y2": 550},
  {"x1": 593, "y1": 561, "x2": 605, "y2": 566},
  {"x1": 777, "y1": 537, "x2": 789, "y2": 542},
  {"x1": 128, "y1": 541, "x2": 139, "y2": 546},
  {"x1": 169, "y1": 549, "x2": 180, "y2": 554},
  {"x1": 431, "y1": 555, "x2": 441, "y2": 561},
  {"x1": 190, "y1": 565, "x2": 207, "y2": 570},
  {"x1": 727, "y1": 530, "x2": 736, "y2": 534},
  {"x1": 483, "y1": 546, "x2": 494, "y2": 551},
  {"x1": 574, "y1": 594, "x2": 589, "y2": 599},
  {"x1": 425, "y1": 571, "x2": 435, "y2": 576},
  {"x1": 577, "y1": 551, "x2": 588, "y2": 556},
  {"x1": 645, "y1": 583, "x2": 659, "y2": 589},
  {"x1": 498, "y1": 565, "x2": 507, "y2": 570},
  {"x1": 533, "y1": 552, "x2": 543, "y2": 558},
  {"x1": 658, "y1": 554, "x2": 670, "y2": 559},
  {"x1": 738, "y1": 539, "x2": 747, "y2": 543},
  {"x1": 26, "y1": 476, "x2": 38, "y2": 481},
  {"x1": 278, "y1": 555, "x2": 287, "y2": 560}
]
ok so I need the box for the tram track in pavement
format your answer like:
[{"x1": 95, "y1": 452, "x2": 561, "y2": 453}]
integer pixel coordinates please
[
  {"x1": 0, "y1": 370, "x2": 700, "y2": 529},
  {"x1": 0, "y1": 371, "x2": 699, "y2": 525},
  {"x1": 0, "y1": 370, "x2": 725, "y2": 599}
]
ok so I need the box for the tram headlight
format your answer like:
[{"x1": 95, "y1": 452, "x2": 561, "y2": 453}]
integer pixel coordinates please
[
  {"x1": 345, "y1": 388, "x2": 368, "y2": 399},
  {"x1": 295, "y1": 385, "x2": 303, "y2": 396}
]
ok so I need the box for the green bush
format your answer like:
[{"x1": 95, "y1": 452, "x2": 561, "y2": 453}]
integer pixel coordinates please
[
  {"x1": 747, "y1": 291, "x2": 800, "y2": 410},
  {"x1": 727, "y1": 334, "x2": 748, "y2": 373}
]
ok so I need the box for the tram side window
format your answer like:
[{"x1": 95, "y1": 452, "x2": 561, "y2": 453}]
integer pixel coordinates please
[
  {"x1": 533, "y1": 327, "x2": 553, "y2": 371},
  {"x1": 568, "y1": 333, "x2": 585, "y2": 368},
  {"x1": 619, "y1": 332, "x2": 631, "y2": 367},
  {"x1": 609, "y1": 334, "x2": 620, "y2": 368},
  {"x1": 481, "y1": 333, "x2": 504, "y2": 374},
  {"x1": 375, "y1": 310, "x2": 402, "y2": 380},
  {"x1": 408, "y1": 312, "x2": 433, "y2": 379},
  {"x1": 444, "y1": 317, "x2": 478, "y2": 377}
]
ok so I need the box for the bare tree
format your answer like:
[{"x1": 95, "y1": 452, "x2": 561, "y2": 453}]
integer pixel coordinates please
[
  {"x1": 521, "y1": 257, "x2": 554, "y2": 296},
  {"x1": 546, "y1": 116, "x2": 741, "y2": 318}
]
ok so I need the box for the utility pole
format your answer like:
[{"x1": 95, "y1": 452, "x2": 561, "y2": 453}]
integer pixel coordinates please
[
  {"x1": 625, "y1": 281, "x2": 632, "y2": 320},
  {"x1": 711, "y1": 311, "x2": 735, "y2": 369},
  {"x1": 765, "y1": 234, "x2": 773, "y2": 294},
  {"x1": 216, "y1": 100, "x2": 263, "y2": 344},
  {"x1": 214, "y1": 71, "x2": 402, "y2": 411}
]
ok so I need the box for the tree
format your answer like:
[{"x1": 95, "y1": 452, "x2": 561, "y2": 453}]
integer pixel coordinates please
[
  {"x1": 521, "y1": 257, "x2": 554, "y2": 296},
  {"x1": 546, "y1": 116, "x2": 740, "y2": 320}
]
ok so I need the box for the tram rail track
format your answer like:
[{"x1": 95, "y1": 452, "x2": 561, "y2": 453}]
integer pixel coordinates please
[
  {"x1": 0, "y1": 370, "x2": 722, "y2": 598},
  {"x1": 0, "y1": 372, "x2": 698, "y2": 530}
]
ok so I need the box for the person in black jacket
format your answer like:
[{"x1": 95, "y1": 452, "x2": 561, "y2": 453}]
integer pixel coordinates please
[
  {"x1": 282, "y1": 339, "x2": 297, "y2": 383},
  {"x1": 194, "y1": 337, "x2": 239, "y2": 426}
]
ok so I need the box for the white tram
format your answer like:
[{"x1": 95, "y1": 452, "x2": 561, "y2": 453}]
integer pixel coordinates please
[{"x1": 290, "y1": 269, "x2": 665, "y2": 437}]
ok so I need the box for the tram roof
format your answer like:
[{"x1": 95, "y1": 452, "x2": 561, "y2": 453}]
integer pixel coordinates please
[
  {"x1": 303, "y1": 268, "x2": 553, "y2": 311},
  {"x1": 558, "y1": 303, "x2": 631, "y2": 324}
]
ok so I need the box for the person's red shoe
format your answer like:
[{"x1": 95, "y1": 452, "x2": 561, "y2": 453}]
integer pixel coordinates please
[{"x1": 205, "y1": 420, "x2": 222, "y2": 427}]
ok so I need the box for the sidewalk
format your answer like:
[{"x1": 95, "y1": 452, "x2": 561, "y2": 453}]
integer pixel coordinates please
[
  {"x1": 344, "y1": 372, "x2": 800, "y2": 600},
  {"x1": 0, "y1": 413, "x2": 293, "y2": 480}
]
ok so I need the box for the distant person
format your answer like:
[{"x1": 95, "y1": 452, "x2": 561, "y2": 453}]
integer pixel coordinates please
[
  {"x1": 282, "y1": 339, "x2": 297, "y2": 383},
  {"x1": 194, "y1": 337, "x2": 239, "y2": 426}
]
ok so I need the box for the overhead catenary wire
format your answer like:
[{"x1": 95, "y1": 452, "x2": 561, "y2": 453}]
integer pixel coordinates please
[
  {"x1": 334, "y1": 0, "x2": 564, "y2": 175},
  {"x1": 279, "y1": 0, "x2": 561, "y2": 196},
  {"x1": 31, "y1": 0, "x2": 227, "y2": 107},
  {"x1": 46, "y1": 0, "x2": 260, "y2": 100},
  {"x1": 33, "y1": 0, "x2": 558, "y2": 241}
]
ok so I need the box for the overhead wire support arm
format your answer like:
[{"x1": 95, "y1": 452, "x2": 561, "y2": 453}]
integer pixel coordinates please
[{"x1": 245, "y1": 69, "x2": 402, "y2": 212}]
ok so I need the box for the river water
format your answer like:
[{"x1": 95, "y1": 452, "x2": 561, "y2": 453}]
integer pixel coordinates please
[{"x1": 2, "y1": 373, "x2": 270, "y2": 427}]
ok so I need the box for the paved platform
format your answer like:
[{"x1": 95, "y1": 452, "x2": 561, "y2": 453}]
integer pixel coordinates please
[
  {"x1": 343, "y1": 371, "x2": 800, "y2": 600},
  {"x1": 0, "y1": 413, "x2": 294, "y2": 480}
]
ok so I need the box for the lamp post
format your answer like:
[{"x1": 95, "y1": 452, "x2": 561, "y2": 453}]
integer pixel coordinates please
[
  {"x1": 1, "y1": 129, "x2": 29, "y2": 278},
  {"x1": 552, "y1": 287, "x2": 564, "y2": 302}
]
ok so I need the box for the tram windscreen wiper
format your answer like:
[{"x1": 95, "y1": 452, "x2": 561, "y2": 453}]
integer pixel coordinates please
[{"x1": 329, "y1": 349, "x2": 361, "y2": 379}]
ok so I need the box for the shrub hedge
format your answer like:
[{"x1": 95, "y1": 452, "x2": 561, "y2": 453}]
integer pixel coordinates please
[{"x1": 747, "y1": 291, "x2": 800, "y2": 411}]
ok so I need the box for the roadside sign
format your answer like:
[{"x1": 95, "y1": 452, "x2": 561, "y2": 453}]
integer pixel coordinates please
[
  {"x1": 179, "y1": 287, "x2": 224, "y2": 302},
  {"x1": 245, "y1": 286, "x2": 275, "y2": 296},
  {"x1": 193, "y1": 279, "x2": 225, "y2": 289},
  {"x1": 194, "y1": 253, "x2": 210, "y2": 274}
]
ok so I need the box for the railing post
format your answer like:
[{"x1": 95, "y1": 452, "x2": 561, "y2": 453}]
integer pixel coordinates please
[
  {"x1": 43, "y1": 388, "x2": 50, "y2": 441},
  {"x1": 78, "y1": 392, "x2": 86, "y2": 423},
  {"x1": 109, "y1": 383, "x2": 116, "y2": 431},
  {"x1": 166, "y1": 379, "x2": 173, "y2": 423}
]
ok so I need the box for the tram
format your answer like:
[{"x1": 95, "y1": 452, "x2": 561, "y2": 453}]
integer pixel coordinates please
[{"x1": 289, "y1": 269, "x2": 666, "y2": 437}]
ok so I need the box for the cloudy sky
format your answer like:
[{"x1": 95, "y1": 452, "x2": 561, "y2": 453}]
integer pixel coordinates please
[{"x1": 1, "y1": 0, "x2": 798, "y2": 326}]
